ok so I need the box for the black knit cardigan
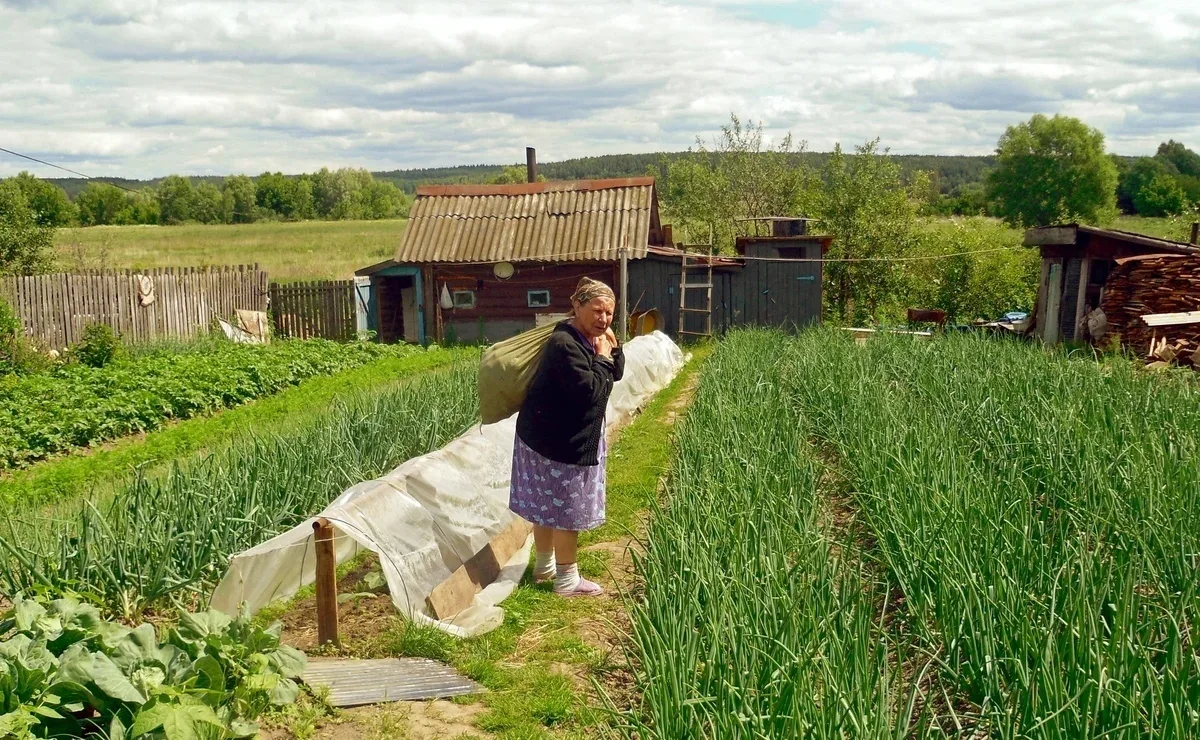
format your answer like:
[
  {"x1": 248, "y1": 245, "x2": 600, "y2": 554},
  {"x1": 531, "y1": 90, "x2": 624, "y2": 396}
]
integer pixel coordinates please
[{"x1": 515, "y1": 322, "x2": 625, "y2": 466}]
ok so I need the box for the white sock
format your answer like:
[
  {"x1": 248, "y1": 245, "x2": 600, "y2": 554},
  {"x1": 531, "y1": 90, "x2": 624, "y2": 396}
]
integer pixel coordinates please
[
  {"x1": 555, "y1": 562, "x2": 581, "y2": 592},
  {"x1": 535, "y1": 551, "x2": 556, "y2": 580}
]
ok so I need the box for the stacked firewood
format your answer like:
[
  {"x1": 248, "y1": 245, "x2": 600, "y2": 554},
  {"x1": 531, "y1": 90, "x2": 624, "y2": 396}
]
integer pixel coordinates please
[{"x1": 1100, "y1": 254, "x2": 1200, "y2": 367}]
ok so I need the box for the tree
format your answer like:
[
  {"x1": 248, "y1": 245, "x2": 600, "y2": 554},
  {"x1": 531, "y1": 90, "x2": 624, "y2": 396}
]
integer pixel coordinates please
[
  {"x1": 192, "y1": 182, "x2": 230, "y2": 224},
  {"x1": 659, "y1": 114, "x2": 816, "y2": 251},
  {"x1": 362, "y1": 180, "x2": 407, "y2": 219},
  {"x1": 75, "y1": 182, "x2": 129, "y2": 226},
  {"x1": 1133, "y1": 172, "x2": 1188, "y2": 217},
  {"x1": 256, "y1": 172, "x2": 314, "y2": 220},
  {"x1": 119, "y1": 188, "x2": 160, "y2": 225},
  {"x1": 7, "y1": 172, "x2": 75, "y2": 226},
  {"x1": 223, "y1": 175, "x2": 257, "y2": 223},
  {"x1": 1117, "y1": 158, "x2": 1172, "y2": 214},
  {"x1": 487, "y1": 166, "x2": 544, "y2": 185},
  {"x1": 156, "y1": 175, "x2": 197, "y2": 224},
  {"x1": 818, "y1": 139, "x2": 918, "y2": 324},
  {"x1": 1155, "y1": 140, "x2": 1200, "y2": 178},
  {"x1": 0, "y1": 180, "x2": 54, "y2": 275},
  {"x1": 987, "y1": 114, "x2": 1118, "y2": 227}
]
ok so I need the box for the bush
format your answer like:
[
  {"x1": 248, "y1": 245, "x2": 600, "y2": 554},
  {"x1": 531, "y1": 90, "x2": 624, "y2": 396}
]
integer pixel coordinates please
[
  {"x1": 0, "y1": 297, "x2": 51, "y2": 375},
  {"x1": 75, "y1": 322, "x2": 121, "y2": 368}
]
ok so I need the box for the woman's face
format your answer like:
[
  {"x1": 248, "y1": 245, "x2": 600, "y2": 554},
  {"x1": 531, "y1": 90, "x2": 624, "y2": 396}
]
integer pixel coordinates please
[{"x1": 572, "y1": 296, "x2": 615, "y2": 338}]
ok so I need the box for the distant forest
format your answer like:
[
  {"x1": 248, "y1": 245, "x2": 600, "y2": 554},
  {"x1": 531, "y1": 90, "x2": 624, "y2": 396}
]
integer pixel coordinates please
[{"x1": 44, "y1": 151, "x2": 1003, "y2": 198}]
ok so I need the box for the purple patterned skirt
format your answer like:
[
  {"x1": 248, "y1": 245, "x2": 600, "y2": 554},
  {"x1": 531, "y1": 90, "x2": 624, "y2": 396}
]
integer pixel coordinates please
[{"x1": 509, "y1": 428, "x2": 607, "y2": 531}]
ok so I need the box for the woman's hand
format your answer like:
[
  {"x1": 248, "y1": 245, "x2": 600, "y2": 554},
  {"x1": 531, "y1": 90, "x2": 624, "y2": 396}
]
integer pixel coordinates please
[{"x1": 594, "y1": 330, "x2": 615, "y2": 358}]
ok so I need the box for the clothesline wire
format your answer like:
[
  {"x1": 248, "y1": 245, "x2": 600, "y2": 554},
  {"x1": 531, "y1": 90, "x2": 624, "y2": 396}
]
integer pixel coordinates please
[{"x1": 421, "y1": 244, "x2": 1023, "y2": 268}]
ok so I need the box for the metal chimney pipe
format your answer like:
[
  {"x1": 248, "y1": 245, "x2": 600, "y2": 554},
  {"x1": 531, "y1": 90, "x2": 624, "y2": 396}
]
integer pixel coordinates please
[
  {"x1": 526, "y1": 147, "x2": 537, "y2": 183},
  {"x1": 1191, "y1": 221, "x2": 1198, "y2": 246}
]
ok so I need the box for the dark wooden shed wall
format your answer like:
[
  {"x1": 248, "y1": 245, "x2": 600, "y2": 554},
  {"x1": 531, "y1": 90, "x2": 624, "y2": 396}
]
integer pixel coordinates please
[{"x1": 404, "y1": 244, "x2": 823, "y2": 343}]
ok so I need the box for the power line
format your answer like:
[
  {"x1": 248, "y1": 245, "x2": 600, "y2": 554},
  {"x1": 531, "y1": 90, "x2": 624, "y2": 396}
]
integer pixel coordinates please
[{"x1": 0, "y1": 146, "x2": 140, "y2": 193}]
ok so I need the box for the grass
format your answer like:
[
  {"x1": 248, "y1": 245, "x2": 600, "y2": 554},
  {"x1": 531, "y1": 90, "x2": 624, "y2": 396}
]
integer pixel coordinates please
[
  {"x1": 0, "y1": 347, "x2": 469, "y2": 512},
  {"x1": 299, "y1": 346, "x2": 712, "y2": 739},
  {"x1": 54, "y1": 219, "x2": 408, "y2": 281},
  {"x1": 1113, "y1": 214, "x2": 1198, "y2": 242}
]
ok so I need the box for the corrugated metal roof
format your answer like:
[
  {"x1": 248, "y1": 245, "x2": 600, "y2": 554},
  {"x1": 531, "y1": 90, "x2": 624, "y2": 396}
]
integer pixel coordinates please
[
  {"x1": 396, "y1": 178, "x2": 656, "y2": 263},
  {"x1": 303, "y1": 657, "x2": 481, "y2": 707}
]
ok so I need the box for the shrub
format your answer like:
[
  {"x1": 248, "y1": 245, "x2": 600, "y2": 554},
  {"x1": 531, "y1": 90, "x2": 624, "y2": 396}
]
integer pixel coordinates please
[
  {"x1": 75, "y1": 322, "x2": 121, "y2": 368},
  {"x1": 0, "y1": 297, "x2": 50, "y2": 375}
]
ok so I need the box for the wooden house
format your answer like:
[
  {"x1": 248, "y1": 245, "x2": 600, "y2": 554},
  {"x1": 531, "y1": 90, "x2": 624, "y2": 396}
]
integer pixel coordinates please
[{"x1": 356, "y1": 177, "x2": 829, "y2": 344}]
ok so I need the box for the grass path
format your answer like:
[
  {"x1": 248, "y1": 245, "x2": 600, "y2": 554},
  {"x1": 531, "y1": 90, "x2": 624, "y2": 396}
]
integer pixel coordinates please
[
  {"x1": 0, "y1": 348, "x2": 470, "y2": 512},
  {"x1": 265, "y1": 344, "x2": 713, "y2": 739}
]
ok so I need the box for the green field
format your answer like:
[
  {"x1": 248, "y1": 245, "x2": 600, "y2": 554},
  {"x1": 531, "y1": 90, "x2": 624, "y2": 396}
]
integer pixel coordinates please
[
  {"x1": 54, "y1": 219, "x2": 407, "y2": 281},
  {"x1": 1114, "y1": 214, "x2": 1197, "y2": 241}
]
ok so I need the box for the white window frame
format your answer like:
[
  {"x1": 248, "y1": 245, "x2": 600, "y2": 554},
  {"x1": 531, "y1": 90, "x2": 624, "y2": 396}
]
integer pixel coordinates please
[
  {"x1": 527, "y1": 289, "x2": 551, "y2": 308},
  {"x1": 452, "y1": 290, "x2": 476, "y2": 309}
]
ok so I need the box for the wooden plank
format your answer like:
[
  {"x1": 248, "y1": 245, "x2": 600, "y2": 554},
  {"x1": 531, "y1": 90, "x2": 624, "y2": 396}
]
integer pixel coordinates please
[
  {"x1": 1073, "y1": 257, "x2": 1091, "y2": 338},
  {"x1": 1142, "y1": 311, "x2": 1200, "y2": 327},
  {"x1": 313, "y1": 518, "x2": 340, "y2": 647},
  {"x1": 269, "y1": 284, "x2": 282, "y2": 339},
  {"x1": 426, "y1": 519, "x2": 533, "y2": 620},
  {"x1": 1043, "y1": 259, "x2": 1063, "y2": 344},
  {"x1": 1024, "y1": 226, "x2": 1078, "y2": 247}
]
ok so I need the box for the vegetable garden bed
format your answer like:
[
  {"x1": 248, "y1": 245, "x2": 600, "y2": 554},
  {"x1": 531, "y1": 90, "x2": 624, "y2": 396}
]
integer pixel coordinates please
[
  {"x1": 0, "y1": 338, "x2": 423, "y2": 470},
  {"x1": 624, "y1": 329, "x2": 1200, "y2": 737},
  {"x1": 0, "y1": 356, "x2": 479, "y2": 620}
]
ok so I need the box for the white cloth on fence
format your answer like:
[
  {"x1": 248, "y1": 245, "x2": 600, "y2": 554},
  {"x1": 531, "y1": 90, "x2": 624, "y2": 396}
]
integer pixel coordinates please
[{"x1": 210, "y1": 331, "x2": 687, "y2": 637}]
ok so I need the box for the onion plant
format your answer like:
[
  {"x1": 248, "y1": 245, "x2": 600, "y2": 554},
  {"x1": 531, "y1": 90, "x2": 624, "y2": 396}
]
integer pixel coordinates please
[
  {"x1": 0, "y1": 358, "x2": 478, "y2": 619},
  {"x1": 620, "y1": 331, "x2": 904, "y2": 738},
  {"x1": 783, "y1": 330, "x2": 1200, "y2": 737}
]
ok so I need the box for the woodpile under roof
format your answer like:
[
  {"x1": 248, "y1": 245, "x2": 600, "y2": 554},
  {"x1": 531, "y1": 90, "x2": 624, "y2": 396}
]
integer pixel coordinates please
[{"x1": 1100, "y1": 253, "x2": 1200, "y2": 368}]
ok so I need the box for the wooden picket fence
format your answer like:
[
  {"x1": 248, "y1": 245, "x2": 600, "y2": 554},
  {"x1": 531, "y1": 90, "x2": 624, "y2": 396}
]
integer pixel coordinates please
[
  {"x1": 0, "y1": 266, "x2": 268, "y2": 351},
  {"x1": 269, "y1": 280, "x2": 357, "y2": 341}
]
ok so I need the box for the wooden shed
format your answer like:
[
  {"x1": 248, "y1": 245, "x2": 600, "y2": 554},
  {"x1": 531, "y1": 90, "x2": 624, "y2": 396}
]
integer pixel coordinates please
[
  {"x1": 1024, "y1": 224, "x2": 1200, "y2": 344},
  {"x1": 357, "y1": 178, "x2": 827, "y2": 344}
]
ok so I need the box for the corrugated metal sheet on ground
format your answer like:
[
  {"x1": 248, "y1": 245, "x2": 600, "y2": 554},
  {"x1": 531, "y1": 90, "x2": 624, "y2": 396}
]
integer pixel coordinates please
[
  {"x1": 397, "y1": 179, "x2": 654, "y2": 264},
  {"x1": 303, "y1": 657, "x2": 482, "y2": 707}
]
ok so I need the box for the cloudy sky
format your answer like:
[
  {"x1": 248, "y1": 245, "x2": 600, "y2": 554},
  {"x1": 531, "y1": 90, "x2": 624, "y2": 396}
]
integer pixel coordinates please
[{"x1": 1, "y1": 0, "x2": 1198, "y2": 179}]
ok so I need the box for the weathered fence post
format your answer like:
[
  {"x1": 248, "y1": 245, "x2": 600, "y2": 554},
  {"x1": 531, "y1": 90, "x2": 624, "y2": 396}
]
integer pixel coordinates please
[{"x1": 313, "y1": 517, "x2": 340, "y2": 647}]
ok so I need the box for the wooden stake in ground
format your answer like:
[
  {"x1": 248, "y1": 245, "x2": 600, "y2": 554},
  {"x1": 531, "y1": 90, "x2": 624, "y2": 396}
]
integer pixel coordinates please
[{"x1": 314, "y1": 518, "x2": 340, "y2": 647}]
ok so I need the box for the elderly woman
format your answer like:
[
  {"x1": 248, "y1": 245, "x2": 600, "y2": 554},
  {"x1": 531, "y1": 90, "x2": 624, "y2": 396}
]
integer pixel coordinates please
[{"x1": 510, "y1": 277, "x2": 624, "y2": 597}]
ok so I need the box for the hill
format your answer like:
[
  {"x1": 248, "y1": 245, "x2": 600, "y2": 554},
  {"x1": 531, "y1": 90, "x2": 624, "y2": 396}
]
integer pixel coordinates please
[{"x1": 46, "y1": 151, "x2": 1000, "y2": 197}]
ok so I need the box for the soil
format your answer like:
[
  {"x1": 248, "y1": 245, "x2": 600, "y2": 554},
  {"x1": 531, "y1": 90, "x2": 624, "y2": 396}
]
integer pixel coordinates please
[
  {"x1": 264, "y1": 700, "x2": 491, "y2": 740},
  {"x1": 663, "y1": 372, "x2": 701, "y2": 426},
  {"x1": 279, "y1": 553, "x2": 396, "y2": 652}
]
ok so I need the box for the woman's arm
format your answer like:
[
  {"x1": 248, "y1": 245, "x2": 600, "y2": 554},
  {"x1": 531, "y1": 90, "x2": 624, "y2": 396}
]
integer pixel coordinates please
[{"x1": 555, "y1": 336, "x2": 618, "y2": 409}]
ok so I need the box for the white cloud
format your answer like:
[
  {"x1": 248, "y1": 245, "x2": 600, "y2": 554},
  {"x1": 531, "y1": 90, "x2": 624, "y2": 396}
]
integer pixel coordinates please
[{"x1": 0, "y1": 0, "x2": 1197, "y2": 178}]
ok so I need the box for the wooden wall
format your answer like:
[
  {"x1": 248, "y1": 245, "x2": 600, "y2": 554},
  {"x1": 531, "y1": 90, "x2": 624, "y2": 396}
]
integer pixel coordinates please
[
  {"x1": 431, "y1": 262, "x2": 617, "y2": 341},
  {"x1": 735, "y1": 242, "x2": 823, "y2": 330},
  {"x1": 269, "y1": 280, "x2": 356, "y2": 341},
  {"x1": 0, "y1": 266, "x2": 268, "y2": 350}
]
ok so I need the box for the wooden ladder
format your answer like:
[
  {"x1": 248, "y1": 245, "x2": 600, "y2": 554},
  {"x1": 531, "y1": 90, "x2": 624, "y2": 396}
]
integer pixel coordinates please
[{"x1": 678, "y1": 251, "x2": 714, "y2": 339}]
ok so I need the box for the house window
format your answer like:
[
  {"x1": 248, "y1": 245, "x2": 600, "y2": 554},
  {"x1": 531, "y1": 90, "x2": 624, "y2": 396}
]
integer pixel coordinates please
[
  {"x1": 452, "y1": 290, "x2": 476, "y2": 309},
  {"x1": 527, "y1": 290, "x2": 551, "y2": 308}
]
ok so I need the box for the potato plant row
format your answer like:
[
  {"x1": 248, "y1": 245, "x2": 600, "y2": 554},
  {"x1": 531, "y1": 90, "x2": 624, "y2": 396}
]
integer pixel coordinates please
[{"x1": 0, "y1": 339, "x2": 422, "y2": 469}]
